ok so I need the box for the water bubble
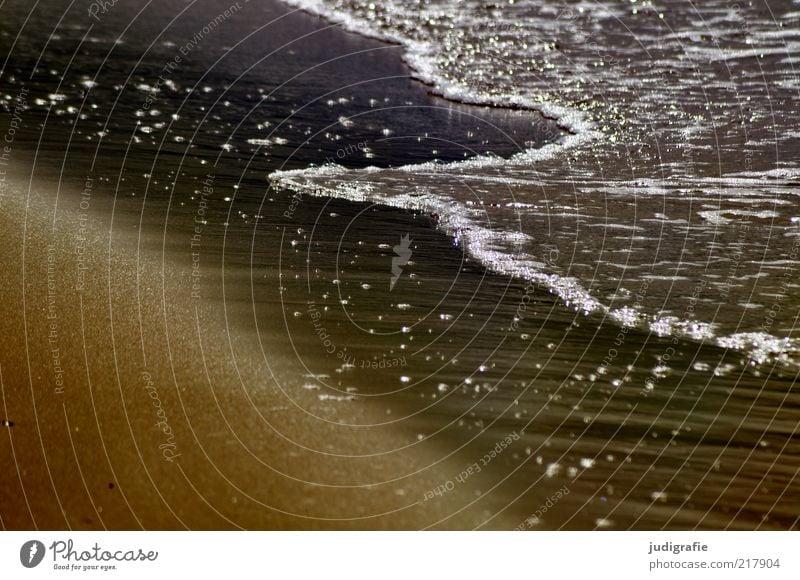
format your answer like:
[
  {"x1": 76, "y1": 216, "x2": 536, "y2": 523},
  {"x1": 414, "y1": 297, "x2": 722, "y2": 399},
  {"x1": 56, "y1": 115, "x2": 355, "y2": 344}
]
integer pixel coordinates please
[{"x1": 545, "y1": 463, "x2": 560, "y2": 477}]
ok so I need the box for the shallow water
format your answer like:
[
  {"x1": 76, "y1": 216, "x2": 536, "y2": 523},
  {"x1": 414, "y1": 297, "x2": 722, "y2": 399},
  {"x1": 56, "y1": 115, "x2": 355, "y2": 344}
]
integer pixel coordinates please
[
  {"x1": 275, "y1": 0, "x2": 800, "y2": 360},
  {"x1": 0, "y1": 0, "x2": 798, "y2": 529}
]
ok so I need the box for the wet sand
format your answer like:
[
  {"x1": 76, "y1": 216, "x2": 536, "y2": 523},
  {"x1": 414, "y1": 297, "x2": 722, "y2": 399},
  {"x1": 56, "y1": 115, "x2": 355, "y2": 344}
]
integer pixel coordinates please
[
  {"x1": 0, "y1": 171, "x2": 523, "y2": 529},
  {"x1": 4, "y1": 165, "x2": 797, "y2": 531}
]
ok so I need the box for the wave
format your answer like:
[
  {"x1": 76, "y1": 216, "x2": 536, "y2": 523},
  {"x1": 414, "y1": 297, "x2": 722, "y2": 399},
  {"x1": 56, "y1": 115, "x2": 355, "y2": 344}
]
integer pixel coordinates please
[{"x1": 271, "y1": 0, "x2": 800, "y2": 364}]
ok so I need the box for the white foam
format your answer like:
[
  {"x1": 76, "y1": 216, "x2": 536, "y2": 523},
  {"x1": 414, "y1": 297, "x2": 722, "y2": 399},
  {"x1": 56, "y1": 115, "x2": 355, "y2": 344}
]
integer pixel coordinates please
[
  {"x1": 271, "y1": 0, "x2": 800, "y2": 365},
  {"x1": 247, "y1": 138, "x2": 273, "y2": 146}
]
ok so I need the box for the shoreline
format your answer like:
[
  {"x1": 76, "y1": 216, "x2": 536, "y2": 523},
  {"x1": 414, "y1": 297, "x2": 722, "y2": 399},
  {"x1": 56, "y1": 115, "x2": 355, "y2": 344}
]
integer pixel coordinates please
[
  {"x1": 268, "y1": 1, "x2": 800, "y2": 367},
  {"x1": 0, "y1": 0, "x2": 545, "y2": 530},
  {"x1": 1, "y1": 0, "x2": 798, "y2": 532}
]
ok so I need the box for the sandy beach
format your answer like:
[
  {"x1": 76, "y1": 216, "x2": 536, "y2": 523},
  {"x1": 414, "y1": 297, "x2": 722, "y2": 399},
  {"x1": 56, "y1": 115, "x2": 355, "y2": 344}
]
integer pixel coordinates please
[
  {"x1": 0, "y1": 168, "x2": 529, "y2": 529},
  {"x1": 1, "y1": 0, "x2": 798, "y2": 532}
]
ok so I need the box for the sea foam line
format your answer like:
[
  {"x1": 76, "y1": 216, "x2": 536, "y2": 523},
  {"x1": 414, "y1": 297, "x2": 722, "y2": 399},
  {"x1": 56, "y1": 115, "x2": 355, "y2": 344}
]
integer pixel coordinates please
[{"x1": 270, "y1": 0, "x2": 800, "y2": 365}]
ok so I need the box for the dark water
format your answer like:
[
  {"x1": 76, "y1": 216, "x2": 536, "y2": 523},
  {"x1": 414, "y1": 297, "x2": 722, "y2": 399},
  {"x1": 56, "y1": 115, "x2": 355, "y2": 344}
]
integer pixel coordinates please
[{"x1": 1, "y1": 0, "x2": 798, "y2": 529}]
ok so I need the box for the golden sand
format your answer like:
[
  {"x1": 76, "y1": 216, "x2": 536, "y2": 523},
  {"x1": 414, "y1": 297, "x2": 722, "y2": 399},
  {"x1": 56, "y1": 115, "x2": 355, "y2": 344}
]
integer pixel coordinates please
[{"x1": 0, "y1": 177, "x2": 512, "y2": 530}]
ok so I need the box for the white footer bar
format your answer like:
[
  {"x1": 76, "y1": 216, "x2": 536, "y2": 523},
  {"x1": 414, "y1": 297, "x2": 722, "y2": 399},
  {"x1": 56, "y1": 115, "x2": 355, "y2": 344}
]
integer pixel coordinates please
[{"x1": 2, "y1": 532, "x2": 796, "y2": 579}]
